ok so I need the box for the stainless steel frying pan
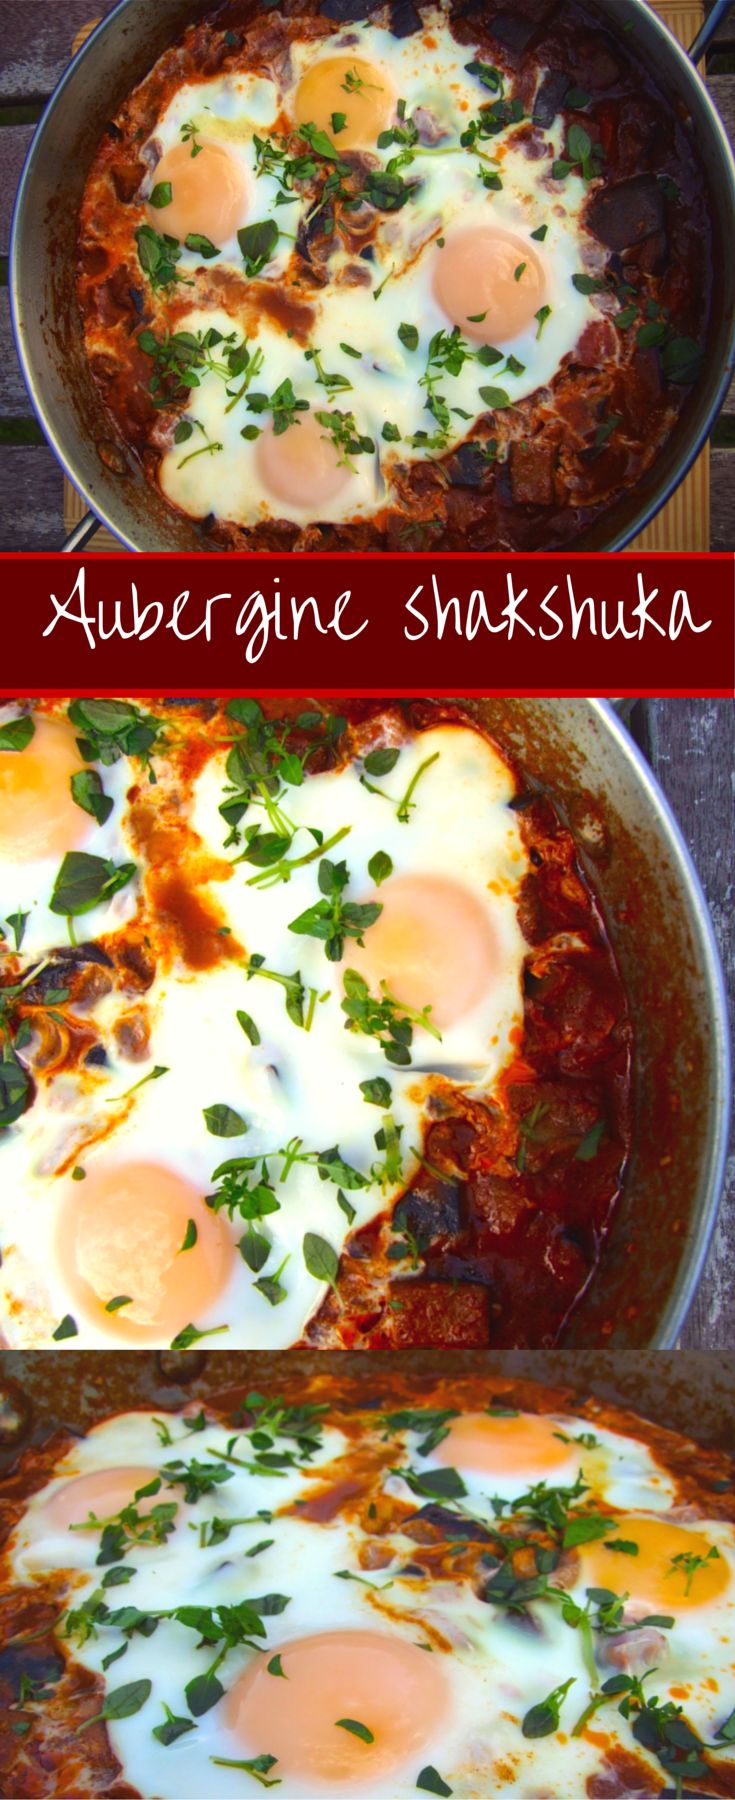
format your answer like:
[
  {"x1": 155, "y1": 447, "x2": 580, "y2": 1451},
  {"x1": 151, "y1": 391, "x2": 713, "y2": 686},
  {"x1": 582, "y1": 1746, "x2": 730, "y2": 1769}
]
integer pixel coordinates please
[{"x1": 9, "y1": 0, "x2": 735, "y2": 553}]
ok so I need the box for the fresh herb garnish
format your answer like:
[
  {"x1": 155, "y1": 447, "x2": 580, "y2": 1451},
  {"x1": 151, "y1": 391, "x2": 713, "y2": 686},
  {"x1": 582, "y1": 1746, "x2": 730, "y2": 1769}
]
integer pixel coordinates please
[
  {"x1": 204, "y1": 1103, "x2": 248, "y2": 1138},
  {"x1": 288, "y1": 857, "x2": 381, "y2": 962},
  {"x1": 523, "y1": 1678, "x2": 575, "y2": 1738},
  {"x1": 303, "y1": 1231, "x2": 340, "y2": 1296},
  {"x1": 0, "y1": 715, "x2": 34, "y2": 752},
  {"x1": 342, "y1": 968, "x2": 440, "y2": 1066},
  {"x1": 75, "y1": 1679, "x2": 152, "y2": 1734},
  {"x1": 336, "y1": 1719, "x2": 374, "y2": 1743}
]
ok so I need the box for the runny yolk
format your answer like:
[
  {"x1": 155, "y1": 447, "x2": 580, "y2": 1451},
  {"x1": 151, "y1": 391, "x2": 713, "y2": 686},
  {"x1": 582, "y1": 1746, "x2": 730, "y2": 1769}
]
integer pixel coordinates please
[
  {"x1": 43, "y1": 1466, "x2": 160, "y2": 1531},
  {"x1": 223, "y1": 1630, "x2": 450, "y2": 1783},
  {"x1": 256, "y1": 413, "x2": 352, "y2": 510},
  {"x1": 581, "y1": 1515, "x2": 730, "y2": 1611},
  {"x1": 147, "y1": 141, "x2": 250, "y2": 246},
  {"x1": 0, "y1": 716, "x2": 94, "y2": 862},
  {"x1": 55, "y1": 1162, "x2": 234, "y2": 1343},
  {"x1": 347, "y1": 873, "x2": 499, "y2": 1030},
  {"x1": 433, "y1": 227, "x2": 548, "y2": 344},
  {"x1": 432, "y1": 1411, "x2": 577, "y2": 1476},
  {"x1": 293, "y1": 56, "x2": 395, "y2": 150}
]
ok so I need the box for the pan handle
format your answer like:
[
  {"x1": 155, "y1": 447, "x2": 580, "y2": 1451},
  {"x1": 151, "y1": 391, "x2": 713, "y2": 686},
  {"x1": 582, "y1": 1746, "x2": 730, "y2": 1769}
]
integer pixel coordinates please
[
  {"x1": 62, "y1": 511, "x2": 103, "y2": 553},
  {"x1": 688, "y1": 0, "x2": 733, "y2": 63}
]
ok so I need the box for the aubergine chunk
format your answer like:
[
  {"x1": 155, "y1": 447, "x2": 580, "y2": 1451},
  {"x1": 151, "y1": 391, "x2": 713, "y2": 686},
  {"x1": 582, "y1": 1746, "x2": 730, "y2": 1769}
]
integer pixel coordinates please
[
  {"x1": 406, "y1": 1505, "x2": 495, "y2": 1544},
  {"x1": 389, "y1": 0, "x2": 422, "y2": 35},
  {"x1": 587, "y1": 173, "x2": 665, "y2": 251},
  {"x1": 509, "y1": 439, "x2": 557, "y2": 507},
  {"x1": 533, "y1": 70, "x2": 570, "y2": 129},
  {"x1": 320, "y1": 0, "x2": 371, "y2": 18},
  {"x1": 397, "y1": 1179, "x2": 464, "y2": 1245}
]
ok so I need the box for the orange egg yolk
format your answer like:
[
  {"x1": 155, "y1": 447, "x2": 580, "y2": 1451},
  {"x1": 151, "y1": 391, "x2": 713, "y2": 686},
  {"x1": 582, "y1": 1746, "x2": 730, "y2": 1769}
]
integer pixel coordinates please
[
  {"x1": 434, "y1": 227, "x2": 548, "y2": 344},
  {"x1": 56, "y1": 1162, "x2": 234, "y2": 1343},
  {"x1": 0, "y1": 716, "x2": 94, "y2": 863},
  {"x1": 581, "y1": 1516, "x2": 729, "y2": 1611},
  {"x1": 43, "y1": 1466, "x2": 160, "y2": 1531},
  {"x1": 223, "y1": 1630, "x2": 449, "y2": 1783},
  {"x1": 256, "y1": 413, "x2": 352, "y2": 509},
  {"x1": 347, "y1": 873, "x2": 499, "y2": 1031},
  {"x1": 147, "y1": 141, "x2": 250, "y2": 245},
  {"x1": 293, "y1": 56, "x2": 395, "y2": 150},
  {"x1": 432, "y1": 1411, "x2": 577, "y2": 1476}
]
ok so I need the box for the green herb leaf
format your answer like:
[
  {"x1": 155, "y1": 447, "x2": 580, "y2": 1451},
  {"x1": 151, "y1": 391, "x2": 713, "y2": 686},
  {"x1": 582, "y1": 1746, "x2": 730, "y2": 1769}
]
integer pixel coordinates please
[
  {"x1": 523, "y1": 1678, "x2": 575, "y2": 1739},
  {"x1": 368, "y1": 850, "x2": 393, "y2": 885},
  {"x1": 5, "y1": 911, "x2": 29, "y2": 952},
  {"x1": 576, "y1": 1119, "x2": 606, "y2": 1161},
  {"x1": 303, "y1": 1231, "x2": 340, "y2": 1296},
  {"x1": 150, "y1": 181, "x2": 173, "y2": 208},
  {"x1": 169, "y1": 1323, "x2": 230, "y2": 1351},
  {"x1": 417, "y1": 1768, "x2": 453, "y2": 1797},
  {"x1": 363, "y1": 747, "x2": 400, "y2": 777},
  {"x1": 661, "y1": 336, "x2": 702, "y2": 385},
  {"x1": 76, "y1": 1679, "x2": 152, "y2": 1734},
  {"x1": 572, "y1": 272, "x2": 608, "y2": 294},
  {"x1": 204, "y1": 1104, "x2": 248, "y2": 1138},
  {"x1": 336, "y1": 1719, "x2": 374, "y2": 1743},
  {"x1": 52, "y1": 1314, "x2": 78, "y2": 1341},
  {"x1": 239, "y1": 1226, "x2": 271, "y2": 1273},
  {"x1": 211, "y1": 1755, "x2": 280, "y2": 1788},
  {"x1": 0, "y1": 716, "x2": 34, "y2": 752},
  {"x1": 237, "y1": 1010, "x2": 261, "y2": 1046},
  {"x1": 179, "y1": 1220, "x2": 198, "y2": 1253},
  {"x1": 105, "y1": 1296, "x2": 133, "y2": 1313},
  {"x1": 153, "y1": 1704, "x2": 198, "y2": 1746},
  {"x1": 479, "y1": 386, "x2": 511, "y2": 410},
  {"x1": 50, "y1": 852, "x2": 136, "y2": 920},
  {"x1": 396, "y1": 1465, "x2": 467, "y2": 1500},
  {"x1": 185, "y1": 233, "x2": 221, "y2": 259},
  {"x1": 360, "y1": 1076, "x2": 392, "y2": 1107},
  {"x1": 71, "y1": 769, "x2": 114, "y2": 827},
  {"x1": 267, "y1": 1654, "x2": 286, "y2": 1678},
  {"x1": 239, "y1": 219, "x2": 280, "y2": 276},
  {"x1": 398, "y1": 322, "x2": 419, "y2": 352},
  {"x1": 186, "y1": 1671, "x2": 225, "y2": 1717}
]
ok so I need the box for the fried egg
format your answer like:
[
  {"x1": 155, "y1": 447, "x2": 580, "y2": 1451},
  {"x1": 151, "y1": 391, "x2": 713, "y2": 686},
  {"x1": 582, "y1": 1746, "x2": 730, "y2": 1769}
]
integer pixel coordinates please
[
  {"x1": 131, "y1": 8, "x2": 600, "y2": 529},
  {"x1": 6, "y1": 1392, "x2": 735, "y2": 1799},
  {"x1": 0, "y1": 705, "x2": 529, "y2": 1349}
]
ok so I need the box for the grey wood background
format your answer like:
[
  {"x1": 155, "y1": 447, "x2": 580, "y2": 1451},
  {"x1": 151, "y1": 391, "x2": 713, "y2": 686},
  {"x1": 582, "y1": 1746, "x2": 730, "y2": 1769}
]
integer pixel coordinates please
[{"x1": 0, "y1": 0, "x2": 733, "y2": 548}]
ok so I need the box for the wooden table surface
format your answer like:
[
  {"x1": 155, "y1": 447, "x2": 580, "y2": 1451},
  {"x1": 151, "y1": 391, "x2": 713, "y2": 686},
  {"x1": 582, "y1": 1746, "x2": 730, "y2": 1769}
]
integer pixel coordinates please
[{"x1": 0, "y1": 12, "x2": 731, "y2": 1347}]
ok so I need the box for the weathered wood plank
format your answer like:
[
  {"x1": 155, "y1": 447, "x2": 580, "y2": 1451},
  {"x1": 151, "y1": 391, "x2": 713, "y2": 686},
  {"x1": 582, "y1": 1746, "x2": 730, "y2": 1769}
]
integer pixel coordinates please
[
  {"x1": 707, "y1": 75, "x2": 735, "y2": 142},
  {"x1": 0, "y1": 289, "x2": 32, "y2": 416},
  {"x1": 709, "y1": 449, "x2": 735, "y2": 548},
  {"x1": 0, "y1": 2, "x2": 117, "y2": 104},
  {"x1": 0, "y1": 123, "x2": 35, "y2": 258},
  {"x1": 0, "y1": 442, "x2": 64, "y2": 549},
  {"x1": 647, "y1": 699, "x2": 735, "y2": 1353}
]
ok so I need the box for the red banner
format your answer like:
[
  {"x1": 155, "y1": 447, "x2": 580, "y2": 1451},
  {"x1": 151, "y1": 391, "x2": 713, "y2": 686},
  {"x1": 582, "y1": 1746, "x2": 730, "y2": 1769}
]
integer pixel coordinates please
[{"x1": 1, "y1": 551, "x2": 733, "y2": 695}]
